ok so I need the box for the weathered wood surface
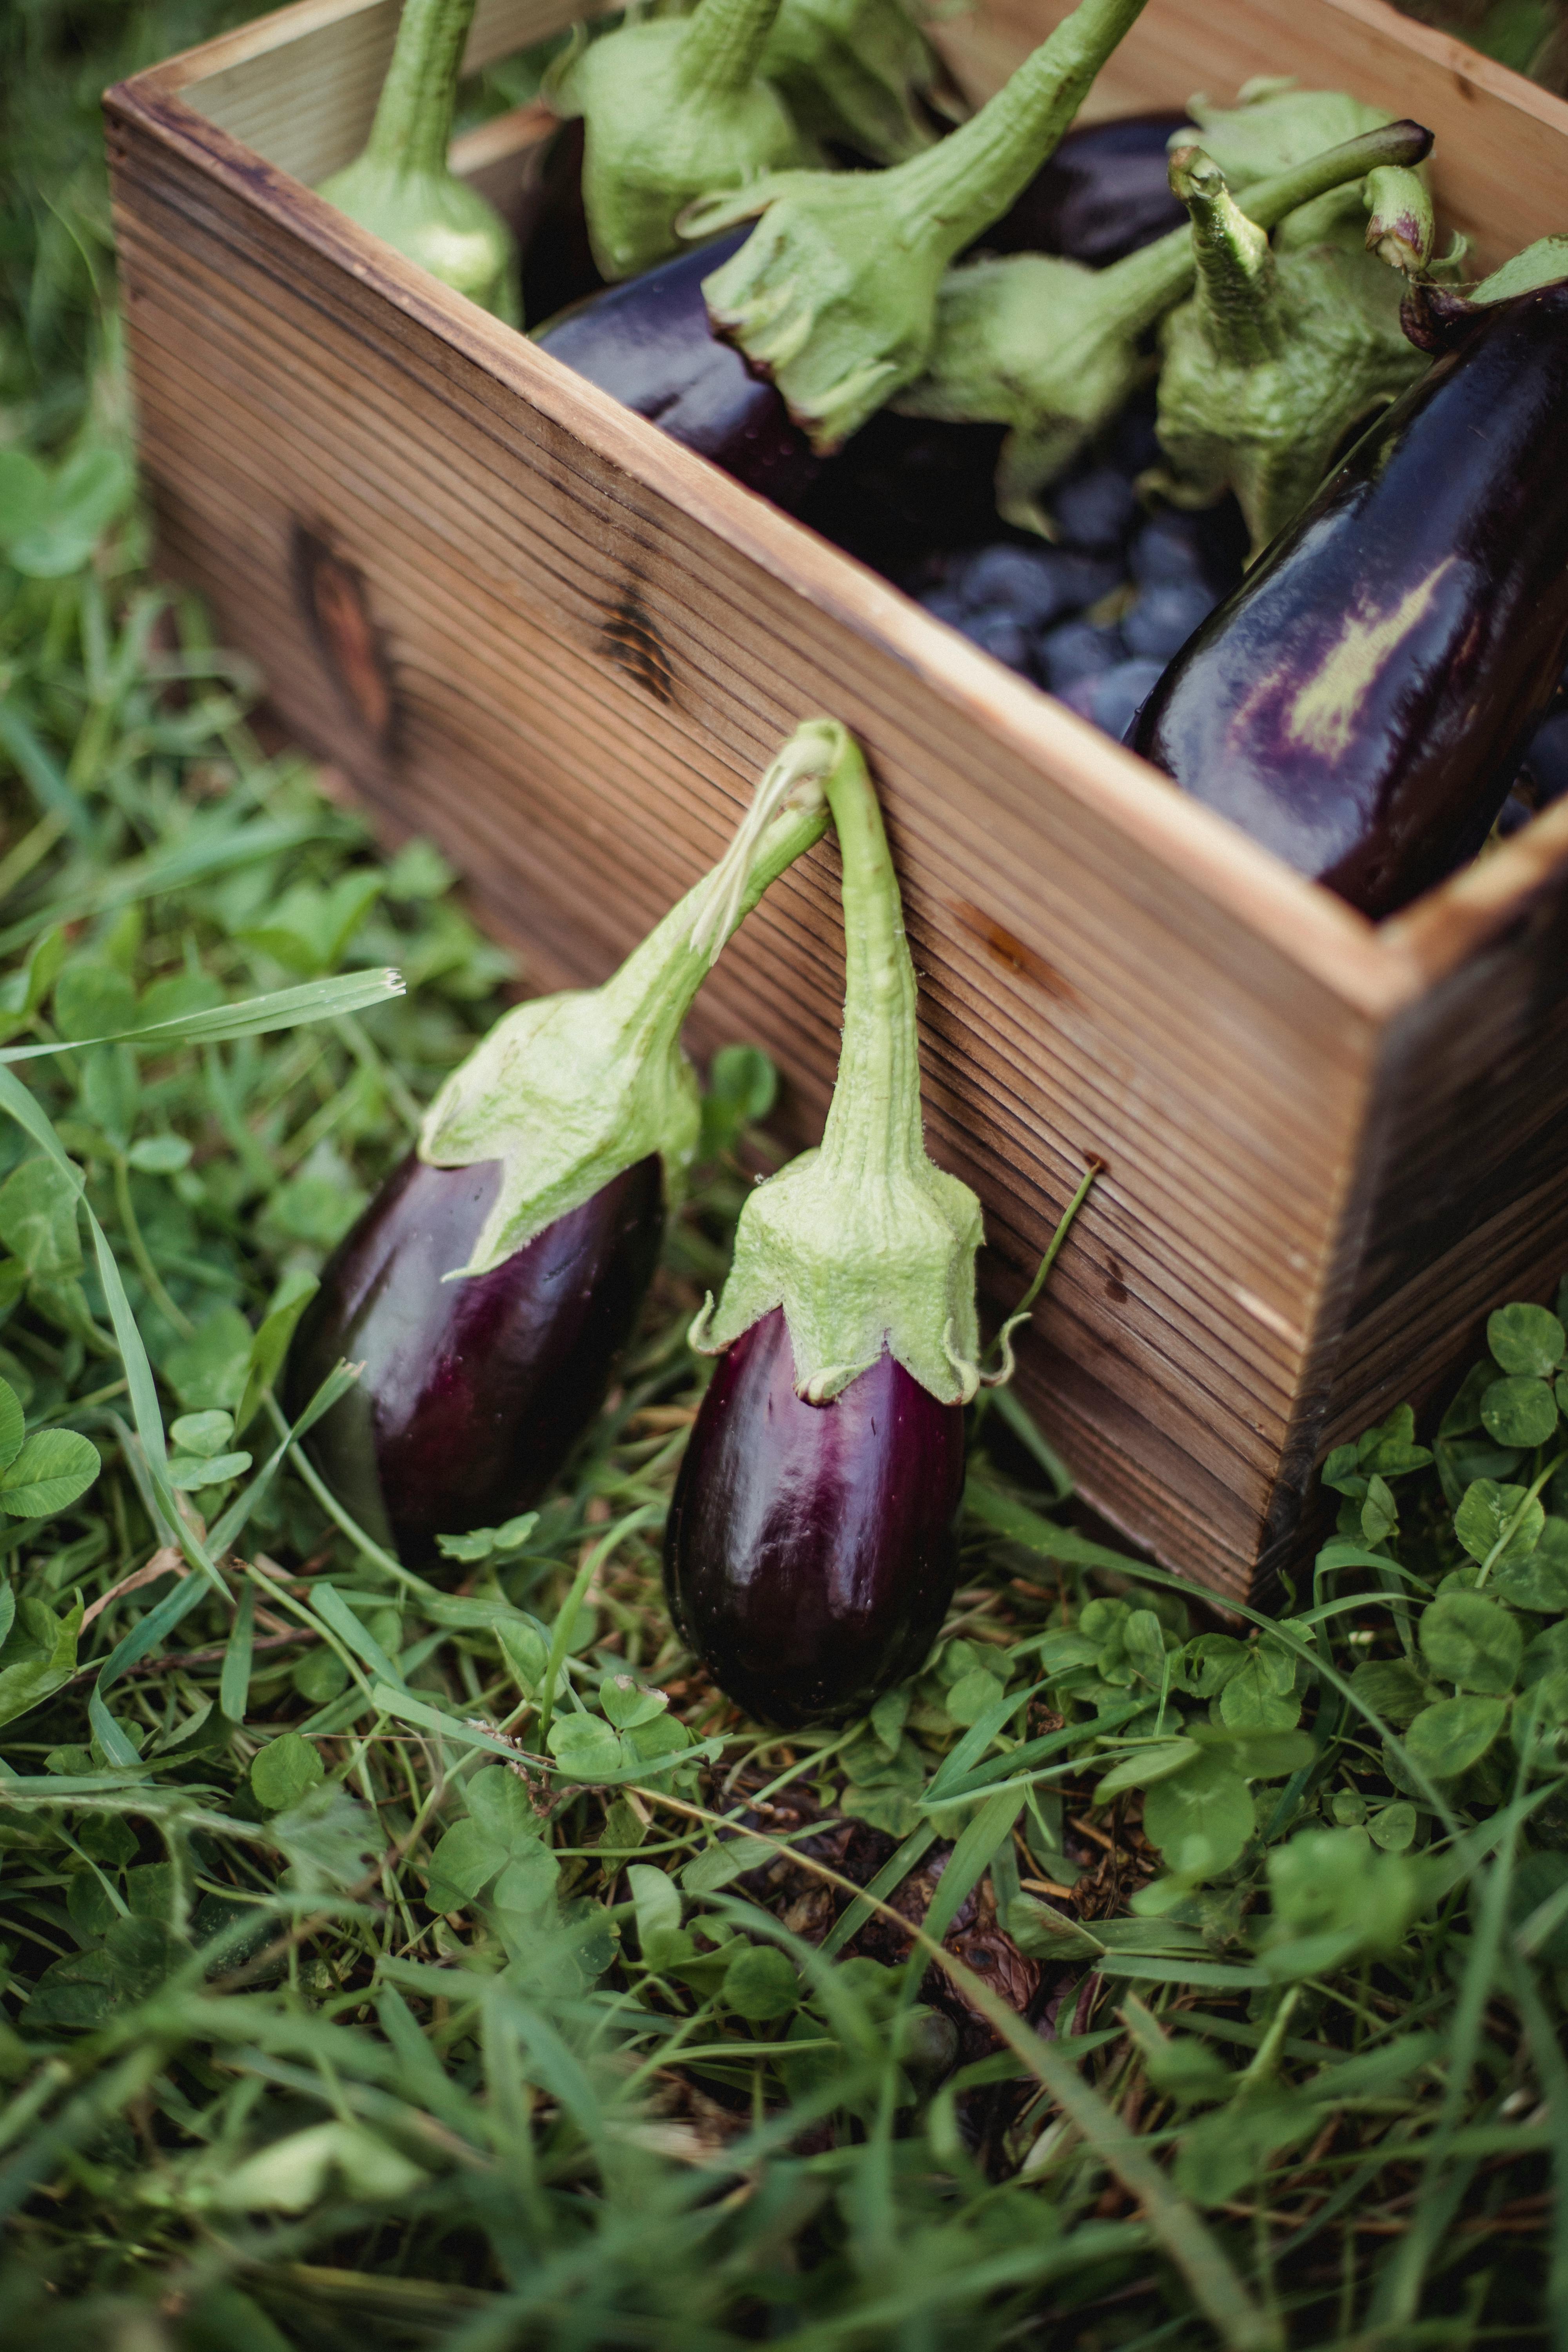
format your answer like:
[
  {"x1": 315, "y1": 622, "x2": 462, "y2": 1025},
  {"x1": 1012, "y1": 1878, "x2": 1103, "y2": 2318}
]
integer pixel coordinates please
[{"x1": 106, "y1": 0, "x2": 1568, "y2": 1602}]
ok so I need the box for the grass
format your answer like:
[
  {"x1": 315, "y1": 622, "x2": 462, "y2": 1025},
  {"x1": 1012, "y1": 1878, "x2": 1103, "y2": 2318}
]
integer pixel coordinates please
[{"x1": 1, "y1": 2, "x2": 1566, "y2": 2345}]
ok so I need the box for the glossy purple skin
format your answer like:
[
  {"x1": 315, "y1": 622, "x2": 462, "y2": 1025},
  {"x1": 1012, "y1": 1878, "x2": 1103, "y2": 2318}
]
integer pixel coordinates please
[
  {"x1": 978, "y1": 109, "x2": 1194, "y2": 265},
  {"x1": 664, "y1": 1306, "x2": 965, "y2": 1725},
  {"x1": 1133, "y1": 284, "x2": 1568, "y2": 916},
  {"x1": 285, "y1": 1151, "x2": 662, "y2": 1567},
  {"x1": 535, "y1": 230, "x2": 824, "y2": 510}
]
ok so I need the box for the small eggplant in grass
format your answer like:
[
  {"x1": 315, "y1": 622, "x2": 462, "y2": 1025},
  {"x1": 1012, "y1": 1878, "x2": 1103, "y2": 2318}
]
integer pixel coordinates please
[
  {"x1": 286, "y1": 728, "x2": 835, "y2": 1567},
  {"x1": 1132, "y1": 245, "x2": 1568, "y2": 915},
  {"x1": 894, "y1": 120, "x2": 1432, "y2": 534},
  {"x1": 316, "y1": 0, "x2": 519, "y2": 321},
  {"x1": 666, "y1": 723, "x2": 1001, "y2": 1725}
]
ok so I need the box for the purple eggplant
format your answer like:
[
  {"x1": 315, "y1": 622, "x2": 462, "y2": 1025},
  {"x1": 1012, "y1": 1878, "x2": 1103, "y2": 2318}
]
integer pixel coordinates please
[
  {"x1": 665, "y1": 1307, "x2": 964, "y2": 1723},
  {"x1": 287, "y1": 1152, "x2": 661, "y2": 1566},
  {"x1": 1133, "y1": 260, "x2": 1568, "y2": 916},
  {"x1": 978, "y1": 109, "x2": 1193, "y2": 265},
  {"x1": 283, "y1": 728, "x2": 834, "y2": 1567},
  {"x1": 534, "y1": 229, "x2": 823, "y2": 509},
  {"x1": 666, "y1": 722, "x2": 992, "y2": 1723}
]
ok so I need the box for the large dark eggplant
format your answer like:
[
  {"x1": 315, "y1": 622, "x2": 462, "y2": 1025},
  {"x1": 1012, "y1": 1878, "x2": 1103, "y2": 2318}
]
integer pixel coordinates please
[
  {"x1": 979, "y1": 109, "x2": 1193, "y2": 265},
  {"x1": 535, "y1": 229, "x2": 823, "y2": 510},
  {"x1": 284, "y1": 727, "x2": 833, "y2": 1567},
  {"x1": 665, "y1": 1307, "x2": 964, "y2": 1723},
  {"x1": 287, "y1": 1152, "x2": 661, "y2": 1567},
  {"x1": 666, "y1": 722, "x2": 989, "y2": 1724},
  {"x1": 1133, "y1": 265, "x2": 1568, "y2": 916}
]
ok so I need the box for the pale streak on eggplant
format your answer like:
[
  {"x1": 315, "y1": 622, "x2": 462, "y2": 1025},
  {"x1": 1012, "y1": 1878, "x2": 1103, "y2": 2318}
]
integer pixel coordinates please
[{"x1": 1281, "y1": 558, "x2": 1456, "y2": 760}]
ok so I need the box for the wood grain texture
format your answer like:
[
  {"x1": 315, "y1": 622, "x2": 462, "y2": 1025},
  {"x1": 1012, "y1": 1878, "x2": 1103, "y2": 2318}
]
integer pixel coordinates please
[{"x1": 105, "y1": 0, "x2": 1568, "y2": 1602}]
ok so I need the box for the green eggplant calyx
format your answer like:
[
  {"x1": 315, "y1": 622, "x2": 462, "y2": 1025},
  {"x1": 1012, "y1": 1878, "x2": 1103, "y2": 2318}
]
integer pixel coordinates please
[
  {"x1": 692, "y1": 725, "x2": 985, "y2": 1407},
  {"x1": 896, "y1": 249, "x2": 1172, "y2": 534},
  {"x1": 418, "y1": 727, "x2": 833, "y2": 1274},
  {"x1": 550, "y1": 0, "x2": 806, "y2": 283},
  {"x1": 1171, "y1": 146, "x2": 1285, "y2": 368},
  {"x1": 1153, "y1": 145, "x2": 1429, "y2": 561},
  {"x1": 1363, "y1": 165, "x2": 1435, "y2": 276},
  {"x1": 1468, "y1": 234, "x2": 1568, "y2": 305},
  {"x1": 760, "y1": 0, "x2": 959, "y2": 167},
  {"x1": 682, "y1": 0, "x2": 1154, "y2": 452},
  {"x1": 317, "y1": 0, "x2": 519, "y2": 321},
  {"x1": 897, "y1": 120, "x2": 1433, "y2": 532}
]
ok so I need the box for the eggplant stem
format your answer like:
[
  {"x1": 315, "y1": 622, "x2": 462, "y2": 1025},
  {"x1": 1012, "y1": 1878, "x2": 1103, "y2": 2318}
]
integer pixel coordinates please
[
  {"x1": 810, "y1": 730, "x2": 926, "y2": 1197},
  {"x1": 692, "y1": 721, "x2": 986, "y2": 1406},
  {"x1": 688, "y1": 731, "x2": 837, "y2": 962},
  {"x1": 1170, "y1": 146, "x2": 1286, "y2": 368},
  {"x1": 417, "y1": 730, "x2": 829, "y2": 1275},
  {"x1": 677, "y1": 0, "x2": 785, "y2": 100},
  {"x1": 885, "y1": 0, "x2": 1151, "y2": 251},
  {"x1": 1363, "y1": 163, "x2": 1436, "y2": 277},
  {"x1": 1120, "y1": 120, "x2": 1435, "y2": 325},
  {"x1": 361, "y1": 0, "x2": 477, "y2": 176}
]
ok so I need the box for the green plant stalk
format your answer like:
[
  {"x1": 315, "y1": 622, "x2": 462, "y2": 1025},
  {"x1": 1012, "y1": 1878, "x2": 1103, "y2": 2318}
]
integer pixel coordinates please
[
  {"x1": 418, "y1": 728, "x2": 833, "y2": 1275},
  {"x1": 358, "y1": 0, "x2": 474, "y2": 178},
  {"x1": 693, "y1": 720, "x2": 985, "y2": 1404},
  {"x1": 1364, "y1": 163, "x2": 1435, "y2": 273},
  {"x1": 679, "y1": 0, "x2": 786, "y2": 97},
  {"x1": 1474, "y1": 1445, "x2": 1564, "y2": 1587},
  {"x1": 1369, "y1": 1768, "x2": 1526, "y2": 2327},
  {"x1": 317, "y1": 0, "x2": 520, "y2": 322},
  {"x1": 686, "y1": 0, "x2": 1154, "y2": 449}
]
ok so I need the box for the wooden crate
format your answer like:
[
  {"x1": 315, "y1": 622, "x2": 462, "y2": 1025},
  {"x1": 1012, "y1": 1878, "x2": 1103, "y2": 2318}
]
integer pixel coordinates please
[{"x1": 104, "y1": 0, "x2": 1568, "y2": 1607}]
